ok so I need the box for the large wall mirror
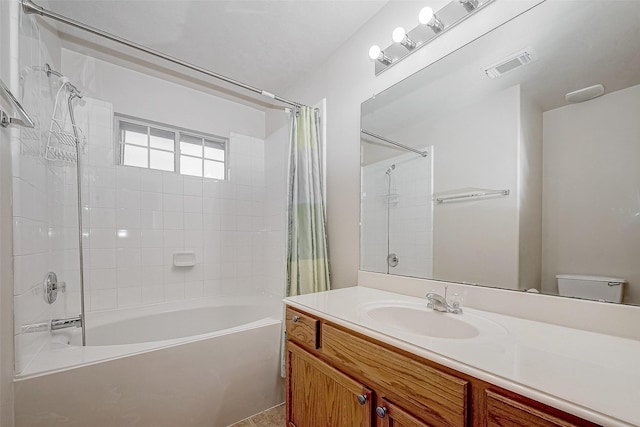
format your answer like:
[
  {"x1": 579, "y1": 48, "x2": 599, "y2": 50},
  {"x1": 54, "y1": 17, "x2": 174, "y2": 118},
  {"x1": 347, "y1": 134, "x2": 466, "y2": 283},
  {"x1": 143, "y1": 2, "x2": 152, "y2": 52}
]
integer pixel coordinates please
[{"x1": 360, "y1": 0, "x2": 640, "y2": 306}]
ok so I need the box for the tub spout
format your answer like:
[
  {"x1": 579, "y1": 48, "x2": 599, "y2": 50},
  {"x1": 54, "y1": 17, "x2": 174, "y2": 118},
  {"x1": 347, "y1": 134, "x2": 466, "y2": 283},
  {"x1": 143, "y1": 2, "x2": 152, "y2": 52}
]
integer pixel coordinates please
[{"x1": 51, "y1": 315, "x2": 82, "y2": 330}]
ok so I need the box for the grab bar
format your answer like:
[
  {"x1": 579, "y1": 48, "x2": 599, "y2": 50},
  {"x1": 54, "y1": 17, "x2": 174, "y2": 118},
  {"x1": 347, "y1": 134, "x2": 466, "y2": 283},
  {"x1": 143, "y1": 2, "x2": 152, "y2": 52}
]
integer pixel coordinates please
[
  {"x1": 436, "y1": 189, "x2": 509, "y2": 204},
  {"x1": 0, "y1": 77, "x2": 36, "y2": 128}
]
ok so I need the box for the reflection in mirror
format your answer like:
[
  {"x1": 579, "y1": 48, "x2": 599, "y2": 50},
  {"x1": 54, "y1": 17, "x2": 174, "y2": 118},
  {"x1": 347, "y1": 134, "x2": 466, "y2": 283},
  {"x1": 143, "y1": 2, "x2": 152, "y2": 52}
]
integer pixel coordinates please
[{"x1": 360, "y1": 0, "x2": 640, "y2": 306}]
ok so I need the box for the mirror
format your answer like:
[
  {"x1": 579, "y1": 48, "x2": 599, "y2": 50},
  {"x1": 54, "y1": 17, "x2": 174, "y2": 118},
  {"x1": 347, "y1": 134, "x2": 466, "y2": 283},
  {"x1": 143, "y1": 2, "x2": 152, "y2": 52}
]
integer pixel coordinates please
[{"x1": 360, "y1": 0, "x2": 640, "y2": 306}]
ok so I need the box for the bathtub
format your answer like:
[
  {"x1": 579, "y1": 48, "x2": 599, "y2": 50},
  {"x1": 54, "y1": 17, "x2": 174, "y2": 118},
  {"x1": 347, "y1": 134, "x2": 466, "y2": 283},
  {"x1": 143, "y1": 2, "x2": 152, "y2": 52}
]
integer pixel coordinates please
[{"x1": 14, "y1": 295, "x2": 285, "y2": 427}]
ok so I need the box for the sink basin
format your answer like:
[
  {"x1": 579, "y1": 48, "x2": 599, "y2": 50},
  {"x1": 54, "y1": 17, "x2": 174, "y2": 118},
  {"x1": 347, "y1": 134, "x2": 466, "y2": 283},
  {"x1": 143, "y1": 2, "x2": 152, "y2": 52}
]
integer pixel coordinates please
[{"x1": 365, "y1": 305, "x2": 480, "y2": 339}]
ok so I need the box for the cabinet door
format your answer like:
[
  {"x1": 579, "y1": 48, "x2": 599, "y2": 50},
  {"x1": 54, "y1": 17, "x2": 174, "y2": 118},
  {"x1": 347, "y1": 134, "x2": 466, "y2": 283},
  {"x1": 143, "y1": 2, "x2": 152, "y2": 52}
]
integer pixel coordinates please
[
  {"x1": 286, "y1": 341, "x2": 373, "y2": 427},
  {"x1": 375, "y1": 398, "x2": 432, "y2": 427},
  {"x1": 486, "y1": 390, "x2": 592, "y2": 427}
]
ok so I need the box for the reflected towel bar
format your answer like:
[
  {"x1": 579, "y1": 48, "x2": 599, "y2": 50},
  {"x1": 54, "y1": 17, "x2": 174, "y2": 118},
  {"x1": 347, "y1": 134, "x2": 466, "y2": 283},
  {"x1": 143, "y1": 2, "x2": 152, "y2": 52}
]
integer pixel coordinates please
[
  {"x1": 436, "y1": 189, "x2": 509, "y2": 204},
  {"x1": 0, "y1": 77, "x2": 36, "y2": 128}
]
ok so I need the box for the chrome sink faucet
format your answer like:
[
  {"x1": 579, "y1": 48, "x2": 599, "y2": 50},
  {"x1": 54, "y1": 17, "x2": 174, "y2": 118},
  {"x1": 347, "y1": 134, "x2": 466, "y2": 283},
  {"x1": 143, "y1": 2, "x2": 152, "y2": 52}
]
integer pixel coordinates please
[{"x1": 426, "y1": 286, "x2": 463, "y2": 314}]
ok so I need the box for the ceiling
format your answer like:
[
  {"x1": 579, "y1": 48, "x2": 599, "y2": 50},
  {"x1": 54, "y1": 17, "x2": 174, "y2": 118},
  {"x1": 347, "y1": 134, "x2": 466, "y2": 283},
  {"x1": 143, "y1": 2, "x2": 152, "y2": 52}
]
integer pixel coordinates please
[{"x1": 44, "y1": 0, "x2": 388, "y2": 108}]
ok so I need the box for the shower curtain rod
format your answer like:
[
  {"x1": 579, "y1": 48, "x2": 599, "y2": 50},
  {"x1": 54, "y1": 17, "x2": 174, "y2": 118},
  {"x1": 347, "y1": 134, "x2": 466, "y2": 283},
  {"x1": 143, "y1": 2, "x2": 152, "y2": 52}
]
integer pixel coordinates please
[
  {"x1": 361, "y1": 129, "x2": 428, "y2": 157},
  {"x1": 21, "y1": 0, "x2": 306, "y2": 109}
]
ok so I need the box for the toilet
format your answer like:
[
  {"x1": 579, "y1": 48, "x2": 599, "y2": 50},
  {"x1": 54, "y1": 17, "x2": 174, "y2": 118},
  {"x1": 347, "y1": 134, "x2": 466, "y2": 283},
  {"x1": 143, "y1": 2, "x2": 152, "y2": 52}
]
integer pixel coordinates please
[{"x1": 556, "y1": 274, "x2": 626, "y2": 303}]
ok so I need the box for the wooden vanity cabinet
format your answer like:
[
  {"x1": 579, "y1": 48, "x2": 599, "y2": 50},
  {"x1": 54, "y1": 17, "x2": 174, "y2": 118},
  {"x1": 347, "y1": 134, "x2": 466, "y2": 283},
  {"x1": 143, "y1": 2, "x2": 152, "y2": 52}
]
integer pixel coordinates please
[
  {"x1": 285, "y1": 306, "x2": 599, "y2": 427},
  {"x1": 287, "y1": 342, "x2": 372, "y2": 427}
]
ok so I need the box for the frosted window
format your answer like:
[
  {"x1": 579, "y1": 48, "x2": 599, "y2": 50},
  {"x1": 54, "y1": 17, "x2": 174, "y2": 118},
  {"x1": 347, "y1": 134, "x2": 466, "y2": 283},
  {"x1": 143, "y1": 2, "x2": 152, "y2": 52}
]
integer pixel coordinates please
[
  {"x1": 123, "y1": 145, "x2": 148, "y2": 168},
  {"x1": 117, "y1": 115, "x2": 227, "y2": 180},
  {"x1": 150, "y1": 149, "x2": 174, "y2": 172},
  {"x1": 180, "y1": 135, "x2": 203, "y2": 157},
  {"x1": 204, "y1": 160, "x2": 225, "y2": 180},
  {"x1": 204, "y1": 140, "x2": 225, "y2": 161},
  {"x1": 150, "y1": 128, "x2": 175, "y2": 151},
  {"x1": 180, "y1": 155, "x2": 202, "y2": 177},
  {"x1": 121, "y1": 122, "x2": 147, "y2": 146}
]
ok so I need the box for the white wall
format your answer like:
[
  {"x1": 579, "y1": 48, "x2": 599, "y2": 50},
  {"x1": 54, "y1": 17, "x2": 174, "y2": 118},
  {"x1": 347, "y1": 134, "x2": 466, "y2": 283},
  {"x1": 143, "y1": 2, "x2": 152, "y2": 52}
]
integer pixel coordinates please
[
  {"x1": 518, "y1": 92, "x2": 543, "y2": 291},
  {"x1": 62, "y1": 49, "x2": 265, "y2": 140},
  {"x1": 268, "y1": 0, "x2": 543, "y2": 288},
  {"x1": 542, "y1": 84, "x2": 640, "y2": 304}
]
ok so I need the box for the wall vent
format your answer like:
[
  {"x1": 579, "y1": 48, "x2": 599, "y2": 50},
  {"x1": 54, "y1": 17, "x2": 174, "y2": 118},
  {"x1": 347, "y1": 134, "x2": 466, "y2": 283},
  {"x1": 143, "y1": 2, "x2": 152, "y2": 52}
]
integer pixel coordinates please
[{"x1": 483, "y1": 49, "x2": 537, "y2": 79}]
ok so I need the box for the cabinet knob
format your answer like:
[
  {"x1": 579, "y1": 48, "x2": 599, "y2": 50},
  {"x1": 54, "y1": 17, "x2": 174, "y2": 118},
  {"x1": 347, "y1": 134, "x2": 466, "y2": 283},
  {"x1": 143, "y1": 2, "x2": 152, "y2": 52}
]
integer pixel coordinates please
[
  {"x1": 356, "y1": 394, "x2": 367, "y2": 405},
  {"x1": 376, "y1": 406, "x2": 388, "y2": 418},
  {"x1": 292, "y1": 315, "x2": 300, "y2": 323}
]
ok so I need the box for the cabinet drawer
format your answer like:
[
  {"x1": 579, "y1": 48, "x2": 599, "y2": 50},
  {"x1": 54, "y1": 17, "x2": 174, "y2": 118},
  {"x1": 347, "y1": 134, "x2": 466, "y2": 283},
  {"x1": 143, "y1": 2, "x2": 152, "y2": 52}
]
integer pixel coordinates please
[
  {"x1": 322, "y1": 324, "x2": 468, "y2": 427},
  {"x1": 486, "y1": 390, "x2": 598, "y2": 427},
  {"x1": 286, "y1": 307, "x2": 319, "y2": 350}
]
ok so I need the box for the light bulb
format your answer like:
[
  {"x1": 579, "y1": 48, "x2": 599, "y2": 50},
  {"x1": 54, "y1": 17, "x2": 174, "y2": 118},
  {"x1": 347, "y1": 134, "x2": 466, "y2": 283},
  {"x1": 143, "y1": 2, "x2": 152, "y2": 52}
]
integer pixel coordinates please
[
  {"x1": 368, "y1": 45, "x2": 382, "y2": 60},
  {"x1": 418, "y1": 7, "x2": 434, "y2": 25},
  {"x1": 418, "y1": 6, "x2": 444, "y2": 32},
  {"x1": 392, "y1": 27, "x2": 406, "y2": 44}
]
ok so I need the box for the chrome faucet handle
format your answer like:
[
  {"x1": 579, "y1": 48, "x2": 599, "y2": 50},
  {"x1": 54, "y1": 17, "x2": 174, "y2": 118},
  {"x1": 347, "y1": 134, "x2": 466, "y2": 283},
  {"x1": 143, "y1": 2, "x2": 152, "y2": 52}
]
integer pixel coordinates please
[{"x1": 448, "y1": 293, "x2": 463, "y2": 314}]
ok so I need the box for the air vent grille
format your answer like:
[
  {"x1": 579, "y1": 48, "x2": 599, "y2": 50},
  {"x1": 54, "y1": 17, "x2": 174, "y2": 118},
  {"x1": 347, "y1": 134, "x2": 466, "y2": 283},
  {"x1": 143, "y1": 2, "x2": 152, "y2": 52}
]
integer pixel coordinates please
[{"x1": 483, "y1": 49, "x2": 537, "y2": 79}]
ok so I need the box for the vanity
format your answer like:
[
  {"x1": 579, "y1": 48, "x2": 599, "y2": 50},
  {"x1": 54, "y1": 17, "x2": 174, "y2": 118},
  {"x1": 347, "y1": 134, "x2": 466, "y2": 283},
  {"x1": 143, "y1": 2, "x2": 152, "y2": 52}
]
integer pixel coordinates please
[{"x1": 284, "y1": 287, "x2": 640, "y2": 427}]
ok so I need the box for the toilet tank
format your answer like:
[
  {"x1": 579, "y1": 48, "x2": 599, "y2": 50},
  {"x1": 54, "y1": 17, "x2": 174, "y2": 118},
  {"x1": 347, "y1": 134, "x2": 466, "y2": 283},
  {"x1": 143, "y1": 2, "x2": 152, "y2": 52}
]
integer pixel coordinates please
[{"x1": 556, "y1": 274, "x2": 625, "y2": 303}]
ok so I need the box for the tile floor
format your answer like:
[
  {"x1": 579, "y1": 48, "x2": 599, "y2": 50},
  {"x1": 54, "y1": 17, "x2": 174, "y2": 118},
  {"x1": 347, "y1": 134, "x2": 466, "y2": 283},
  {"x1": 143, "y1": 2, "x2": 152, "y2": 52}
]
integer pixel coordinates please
[{"x1": 228, "y1": 403, "x2": 285, "y2": 427}]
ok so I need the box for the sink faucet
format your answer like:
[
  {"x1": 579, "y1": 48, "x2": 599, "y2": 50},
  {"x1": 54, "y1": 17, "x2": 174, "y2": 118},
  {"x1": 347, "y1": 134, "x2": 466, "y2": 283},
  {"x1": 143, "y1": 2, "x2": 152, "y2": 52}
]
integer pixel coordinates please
[{"x1": 426, "y1": 287, "x2": 463, "y2": 314}]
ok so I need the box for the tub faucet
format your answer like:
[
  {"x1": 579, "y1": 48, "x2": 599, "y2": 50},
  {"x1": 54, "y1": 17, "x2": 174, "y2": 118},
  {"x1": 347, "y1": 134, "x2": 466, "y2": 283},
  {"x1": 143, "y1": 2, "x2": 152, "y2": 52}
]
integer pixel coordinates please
[
  {"x1": 51, "y1": 315, "x2": 82, "y2": 331},
  {"x1": 426, "y1": 288, "x2": 463, "y2": 314}
]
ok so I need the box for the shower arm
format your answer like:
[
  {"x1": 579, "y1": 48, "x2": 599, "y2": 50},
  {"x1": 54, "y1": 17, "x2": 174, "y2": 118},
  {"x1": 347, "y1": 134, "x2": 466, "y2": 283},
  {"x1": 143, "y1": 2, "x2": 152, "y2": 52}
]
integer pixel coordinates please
[{"x1": 21, "y1": 0, "x2": 306, "y2": 110}]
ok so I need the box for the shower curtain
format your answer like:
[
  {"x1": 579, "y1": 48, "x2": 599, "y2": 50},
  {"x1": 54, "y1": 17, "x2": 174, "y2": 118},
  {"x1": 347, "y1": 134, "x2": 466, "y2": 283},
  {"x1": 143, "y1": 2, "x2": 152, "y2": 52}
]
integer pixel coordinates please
[{"x1": 286, "y1": 106, "x2": 330, "y2": 296}]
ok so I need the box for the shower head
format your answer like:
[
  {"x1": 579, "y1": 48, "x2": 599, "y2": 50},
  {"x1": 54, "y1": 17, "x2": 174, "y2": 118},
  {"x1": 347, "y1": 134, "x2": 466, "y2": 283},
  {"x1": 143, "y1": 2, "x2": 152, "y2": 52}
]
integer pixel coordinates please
[
  {"x1": 385, "y1": 164, "x2": 395, "y2": 175},
  {"x1": 24, "y1": 63, "x2": 83, "y2": 99}
]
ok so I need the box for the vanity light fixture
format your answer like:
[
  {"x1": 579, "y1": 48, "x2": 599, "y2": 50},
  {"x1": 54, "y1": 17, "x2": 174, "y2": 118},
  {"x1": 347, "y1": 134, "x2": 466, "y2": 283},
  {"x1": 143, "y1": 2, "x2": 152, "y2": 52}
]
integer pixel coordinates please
[
  {"x1": 459, "y1": 0, "x2": 479, "y2": 12},
  {"x1": 368, "y1": 45, "x2": 393, "y2": 65},
  {"x1": 369, "y1": 0, "x2": 495, "y2": 75},
  {"x1": 418, "y1": 7, "x2": 444, "y2": 33},
  {"x1": 392, "y1": 27, "x2": 417, "y2": 50}
]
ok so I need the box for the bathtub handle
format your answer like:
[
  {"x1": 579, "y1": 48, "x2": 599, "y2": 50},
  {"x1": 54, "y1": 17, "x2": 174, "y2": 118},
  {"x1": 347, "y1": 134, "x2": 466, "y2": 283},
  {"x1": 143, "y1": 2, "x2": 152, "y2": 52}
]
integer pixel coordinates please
[{"x1": 292, "y1": 315, "x2": 301, "y2": 323}]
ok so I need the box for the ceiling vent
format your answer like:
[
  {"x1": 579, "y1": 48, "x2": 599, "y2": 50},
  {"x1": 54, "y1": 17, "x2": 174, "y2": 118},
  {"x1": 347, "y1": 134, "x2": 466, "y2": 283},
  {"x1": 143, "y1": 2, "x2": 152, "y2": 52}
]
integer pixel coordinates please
[{"x1": 483, "y1": 49, "x2": 537, "y2": 79}]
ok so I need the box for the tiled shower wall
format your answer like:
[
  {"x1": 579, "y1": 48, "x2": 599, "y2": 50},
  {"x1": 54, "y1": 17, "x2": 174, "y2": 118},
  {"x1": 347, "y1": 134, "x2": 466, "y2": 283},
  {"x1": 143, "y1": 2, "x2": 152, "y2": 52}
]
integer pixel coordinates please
[
  {"x1": 12, "y1": 13, "x2": 289, "y2": 373},
  {"x1": 360, "y1": 150, "x2": 434, "y2": 278},
  {"x1": 12, "y1": 8, "x2": 78, "y2": 373},
  {"x1": 74, "y1": 98, "x2": 271, "y2": 311}
]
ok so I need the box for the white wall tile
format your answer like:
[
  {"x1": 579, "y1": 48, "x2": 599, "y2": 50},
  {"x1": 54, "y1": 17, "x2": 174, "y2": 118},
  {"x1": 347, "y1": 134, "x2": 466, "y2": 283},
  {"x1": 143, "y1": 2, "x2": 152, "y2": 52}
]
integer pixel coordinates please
[
  {"x1": 90, "y1": 208, "x2": 116, "y2": 228},
  {"x1": 141, "y1": 229, "x2": 163, "y2": 247},
  {"x1": 140, "y1": 191, "x2": 162, "y2": 211},
  {"x1": 162, "y1": 173, "x2": 183, "y2": 194},
  {"x1": 163, "y1": 212, "x2": 184, "y2": 230},
  {"x1": 141, "y1": 285, "x2": 164, "y2": 304},
  {"x1": 91, "y1": 289, "x2": 117, "y2": 311},
  {"x1": 116, "y1": 208, "x2": 140, "y2": 229},
  {"x1": 116, "y1": 229, "x2": 141, "y2": 248},
  {"x1": 90, "y1": 228, "x2": 116, "y2": 249},
  {"x1": 89, "y1": 249, "x2": 117, "y2": 269},
  {"x1": 164, "y1": 283, "x2": 184, "y2": 301},
  {"x1": 117, "y1": 287, "x2": 142, "y2": 308},
  {"x1": 183, "y1": 177, "x2": 202, "y2": 196},
  {"x1": 185, "y1": 281, "x2": 203, "y2": 299},
  {"x1": 90, "y1": 269, "x2": 117, "y2": 290},
  {"x1": 183, "y1": 196, "x2": 202, "y2": 213}
]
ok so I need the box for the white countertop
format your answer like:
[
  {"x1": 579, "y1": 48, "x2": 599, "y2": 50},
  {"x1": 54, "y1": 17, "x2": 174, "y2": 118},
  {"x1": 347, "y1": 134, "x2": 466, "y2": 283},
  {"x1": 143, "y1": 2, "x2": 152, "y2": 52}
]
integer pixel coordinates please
[{"x1": 284, "y1": 286, "x2": 640, "y2": 427}]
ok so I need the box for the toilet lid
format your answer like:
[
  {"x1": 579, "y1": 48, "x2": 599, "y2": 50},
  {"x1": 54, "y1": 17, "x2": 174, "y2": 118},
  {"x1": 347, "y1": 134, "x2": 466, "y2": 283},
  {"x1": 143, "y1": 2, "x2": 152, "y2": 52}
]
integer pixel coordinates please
[{"x1": 556, "y1": 274, "x2": 626, "y2": 283}]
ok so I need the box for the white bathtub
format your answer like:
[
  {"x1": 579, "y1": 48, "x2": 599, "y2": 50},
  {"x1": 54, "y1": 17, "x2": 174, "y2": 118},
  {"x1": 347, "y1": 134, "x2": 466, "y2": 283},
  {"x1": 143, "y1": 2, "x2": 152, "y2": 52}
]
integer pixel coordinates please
[{"x1": 14, "y1": 295, "x2": 285, "y2": 427}]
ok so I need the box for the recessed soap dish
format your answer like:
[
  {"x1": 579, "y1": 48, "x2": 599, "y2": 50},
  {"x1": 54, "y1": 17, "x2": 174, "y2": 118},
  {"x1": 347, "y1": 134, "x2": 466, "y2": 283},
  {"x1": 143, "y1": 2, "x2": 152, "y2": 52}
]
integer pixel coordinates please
[{"x1": 173, "y1": 252, "x2": 196, "y2": 267}]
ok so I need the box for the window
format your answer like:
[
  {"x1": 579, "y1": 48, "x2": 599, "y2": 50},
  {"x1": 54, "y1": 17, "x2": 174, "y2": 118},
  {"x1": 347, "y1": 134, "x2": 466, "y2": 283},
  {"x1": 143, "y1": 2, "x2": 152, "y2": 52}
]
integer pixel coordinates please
[{"x1": 116, "y1": 115, "x2": 227, "y2": 180}]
